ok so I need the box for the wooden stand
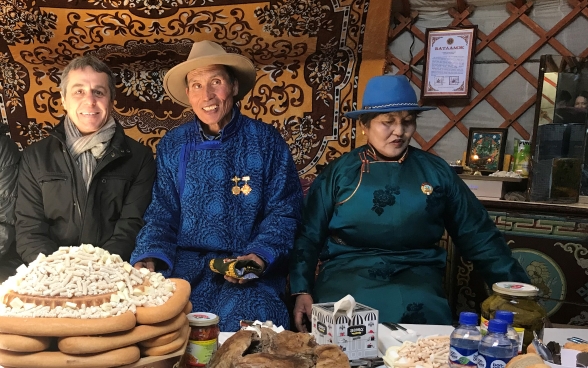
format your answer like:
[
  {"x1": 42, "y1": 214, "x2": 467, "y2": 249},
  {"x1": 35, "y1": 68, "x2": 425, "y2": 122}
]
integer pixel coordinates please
[{"x1": 459, "y1": 174, "x2": 527, "y2": 200}]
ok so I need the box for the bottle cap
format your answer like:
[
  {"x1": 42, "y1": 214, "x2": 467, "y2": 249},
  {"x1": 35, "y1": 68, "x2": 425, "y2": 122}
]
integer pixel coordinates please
[
  {"x1": 495, "y1": 310, "x2": 514, "y2": 324},
  {"x1": 488, "y1": 319, "x2": 507, "y2": 333},
  {"x1": 459, "y1": 311, "x2": 478, "y2": 326},
  {"x1": 492, "y1": 282, "x2": 539, "y2": 297},
  {"x1": 187, "y1": 312, "x2": 219, "y2": 327}
]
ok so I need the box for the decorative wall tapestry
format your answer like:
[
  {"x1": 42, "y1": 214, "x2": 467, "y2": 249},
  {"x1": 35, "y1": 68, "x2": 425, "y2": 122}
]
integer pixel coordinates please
[{"x1": 0, "y1": 0, "x2": 391, "y2": 179}]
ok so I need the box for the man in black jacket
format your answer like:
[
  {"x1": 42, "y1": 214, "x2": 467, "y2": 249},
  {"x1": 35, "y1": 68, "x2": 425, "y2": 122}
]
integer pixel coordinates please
[
  {"x1": 15, "y1": 55, "x2": 156, "y2": 264},
  {"x1": 0, "y1": 125, "x2": 21, "y2": 282}
]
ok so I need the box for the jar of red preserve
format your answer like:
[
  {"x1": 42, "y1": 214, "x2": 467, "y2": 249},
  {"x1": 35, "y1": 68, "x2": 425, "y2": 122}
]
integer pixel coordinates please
[{"x1": 184, "y1": 312, "x2": 220, "y2": 367}]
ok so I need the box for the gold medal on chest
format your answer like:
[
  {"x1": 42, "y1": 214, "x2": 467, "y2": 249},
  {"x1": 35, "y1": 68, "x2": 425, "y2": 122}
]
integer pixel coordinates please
[
  {"x1": 421, "y1": 182, "x2": 433, "y2": 195},
  {"x1": 231, "y1": 176, "x2": 241, "y2": 195},
  {"x1": 241, "y1": 176, "x2": 252, "y2": 196}
]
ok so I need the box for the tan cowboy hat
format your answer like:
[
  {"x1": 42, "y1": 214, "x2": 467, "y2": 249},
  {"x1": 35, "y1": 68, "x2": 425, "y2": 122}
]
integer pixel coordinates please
[{"x1": 163, "y1": 40, "x2": 256, "y2": 107}]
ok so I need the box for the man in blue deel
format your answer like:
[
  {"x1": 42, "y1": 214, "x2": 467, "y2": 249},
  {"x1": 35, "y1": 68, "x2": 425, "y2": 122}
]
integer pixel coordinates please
[{"x1": 131, "y1": 41, "x2": 302, "y2": 331}]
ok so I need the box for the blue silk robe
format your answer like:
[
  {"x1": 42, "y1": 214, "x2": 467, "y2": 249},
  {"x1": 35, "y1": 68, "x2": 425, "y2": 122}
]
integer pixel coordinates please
[
  {"x1": 289, "y1": 145, "x2": 529, "y2": 324},
  {"x1": 131, "y1": 108, "x2": 302, "y2": 331}
]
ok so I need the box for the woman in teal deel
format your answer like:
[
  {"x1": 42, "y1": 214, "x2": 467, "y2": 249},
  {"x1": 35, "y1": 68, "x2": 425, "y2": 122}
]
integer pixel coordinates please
[{"x1": 289, "y1": 75, "x2": 530, "y2": 330}]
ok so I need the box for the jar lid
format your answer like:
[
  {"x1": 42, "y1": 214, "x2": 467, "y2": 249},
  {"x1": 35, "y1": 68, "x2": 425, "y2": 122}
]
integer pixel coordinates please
[
  {"x1": 492, "y1": 282, "x2": 539, "y2": 297},
  {"x1": 187, "y1": 312, "x2": 219, "y2": 327}
]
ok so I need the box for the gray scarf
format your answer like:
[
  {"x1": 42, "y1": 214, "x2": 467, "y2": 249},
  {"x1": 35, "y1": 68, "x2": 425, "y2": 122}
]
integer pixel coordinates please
[{"x1": 64, "y1": 116, "x2": 116, "y2": 190}]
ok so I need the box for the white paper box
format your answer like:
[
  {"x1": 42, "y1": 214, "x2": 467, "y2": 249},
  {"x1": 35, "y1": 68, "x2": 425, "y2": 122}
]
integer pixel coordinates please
[
  {"x1": 462, "y1": 178, "x2": 504, "y2": 199},
  {"x1": 311, "y1": 301, "x2": 379, "y2": 360}
]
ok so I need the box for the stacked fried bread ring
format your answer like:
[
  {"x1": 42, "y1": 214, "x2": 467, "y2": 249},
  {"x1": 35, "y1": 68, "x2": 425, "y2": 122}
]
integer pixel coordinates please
[{"x1": 0, "y1": 244, "x2": 192, "y2": 368}]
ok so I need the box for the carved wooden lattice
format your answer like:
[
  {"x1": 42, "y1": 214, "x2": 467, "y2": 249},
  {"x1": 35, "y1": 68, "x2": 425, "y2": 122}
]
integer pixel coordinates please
[{"x1": 386, "y1": 0, "x2": 588, "y2": 155}]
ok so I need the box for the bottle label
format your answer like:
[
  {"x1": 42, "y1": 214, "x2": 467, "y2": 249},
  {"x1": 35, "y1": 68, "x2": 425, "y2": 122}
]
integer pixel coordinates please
[
  {"x1": 449, "y1": 346, "x2": 479, "y2": 368},
  {"x1": 480, "y1": 317, "x2": 489, "y2": 336},
  {"x1": 477, "y1": 354, "x2": 512, "y2": 368},
  {"x1": 513, "y1": 327, "x2": 524, "y2": 355},
  {"x1": 185, "y1": 338, "x2": 218, "y2": 367}
]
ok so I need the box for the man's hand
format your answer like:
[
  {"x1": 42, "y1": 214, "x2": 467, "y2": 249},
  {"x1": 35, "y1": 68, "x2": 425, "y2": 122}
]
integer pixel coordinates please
[
  {"x1": 134, "y1": 257, "x2": 155, "y2": 272},
  {"x1": 224, "y1": 253, "x2": 265, "y2": 284},
  {"x1": 293, "y1": 294, "x2": 313, "y2": 333}
]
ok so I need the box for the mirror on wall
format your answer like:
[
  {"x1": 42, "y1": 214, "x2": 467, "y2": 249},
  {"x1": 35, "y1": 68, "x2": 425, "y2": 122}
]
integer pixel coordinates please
[{"x1": 529, "y1": 55, "x2": 588, "y2": 203}]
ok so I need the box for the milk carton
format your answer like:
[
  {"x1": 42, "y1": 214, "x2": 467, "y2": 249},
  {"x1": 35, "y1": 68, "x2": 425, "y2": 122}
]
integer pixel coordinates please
[{"x1": 311, "y1": 301, "x2": 379, "y2": 360}]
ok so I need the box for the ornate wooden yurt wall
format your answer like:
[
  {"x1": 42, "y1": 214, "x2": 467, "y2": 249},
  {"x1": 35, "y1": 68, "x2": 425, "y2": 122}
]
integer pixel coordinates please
[
  {"x1": 2, "y1": 1, "x2": 587, "y2": 177},
  {"x1": 380, "y1": 0, "x2": 588, "y2": 163}
]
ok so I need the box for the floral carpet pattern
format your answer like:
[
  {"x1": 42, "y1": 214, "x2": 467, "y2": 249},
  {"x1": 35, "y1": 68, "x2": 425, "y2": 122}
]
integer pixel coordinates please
[{"x1": 0, "y1": 0, "x2": 391, "y2": 178}]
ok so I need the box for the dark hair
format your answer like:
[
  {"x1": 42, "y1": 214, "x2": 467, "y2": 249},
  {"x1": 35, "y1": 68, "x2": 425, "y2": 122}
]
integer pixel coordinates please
[
  {"x1": 224, "y1": 65, "x2": 237, "y2": 84},
  {"x1": 359, "y1": 110, "x2": 420, "y2": 127},
  {"x1": 184, "y1": 65, "x2": 237, "y2": 87},
  {"x1": 558, "y1": 90, "x2": 572, "y2": 102},
  {"x1": 0, "y1": 124, "x2": 9, "y2": 134},
  {"x1": 59, "y1": 55, "x2": 116, "y2": 101}
]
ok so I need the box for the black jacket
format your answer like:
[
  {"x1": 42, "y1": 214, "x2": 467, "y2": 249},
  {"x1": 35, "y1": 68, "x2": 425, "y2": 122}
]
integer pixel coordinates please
[
  {"x1": 0, "y1": 134, "x2": 20, "y2": 260},
  {"x1": 16, "y1": 120, "x2": 156, "y2": 264}
]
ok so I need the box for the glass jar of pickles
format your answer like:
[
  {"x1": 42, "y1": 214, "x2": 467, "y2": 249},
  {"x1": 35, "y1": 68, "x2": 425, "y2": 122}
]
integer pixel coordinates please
[
  {"x1": 480, "y1": 282, "x2": 546, "y2": 354},
  {"x1": 184, "y1": 312, "x2": 220, "y2": 367}
]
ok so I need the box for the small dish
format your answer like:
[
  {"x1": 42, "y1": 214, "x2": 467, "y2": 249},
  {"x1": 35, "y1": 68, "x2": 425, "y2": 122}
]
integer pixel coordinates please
[{"x1": 381, "y1": 335, "x2": 449, "y2": 368}]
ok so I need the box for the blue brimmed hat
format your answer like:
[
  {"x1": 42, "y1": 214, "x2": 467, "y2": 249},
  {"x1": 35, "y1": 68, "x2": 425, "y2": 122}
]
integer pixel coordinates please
[{"x1": 345, "y1": 75, "x2": 436, "y2": 119}]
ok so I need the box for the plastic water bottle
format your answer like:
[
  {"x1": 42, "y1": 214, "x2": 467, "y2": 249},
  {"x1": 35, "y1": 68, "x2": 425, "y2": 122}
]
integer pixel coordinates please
[
  {"x1": 495, "y1": 310, "x2": 521, "y2": 356},
  {"x1": 449, "y1": 312, "x2": 482, "y2": 368},
  {"x1": 477, "y1": 319, "x2": 515, "y2": 368}
]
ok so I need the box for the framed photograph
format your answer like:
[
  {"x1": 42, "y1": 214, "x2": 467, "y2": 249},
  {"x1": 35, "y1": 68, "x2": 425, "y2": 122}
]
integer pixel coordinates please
[
  {"x1": 421, "y1": 26, "x2": 477, "y2": 99},
  {"x1": 465, "y1": 128, "x2": 508, "y2": 173}
]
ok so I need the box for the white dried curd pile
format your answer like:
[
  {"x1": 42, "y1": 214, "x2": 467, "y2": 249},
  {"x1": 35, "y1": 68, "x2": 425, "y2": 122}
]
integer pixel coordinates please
[
  {"x1": 383, "y1": 335, "x2": 450, "y2": 368},
  {"x1": 0, "y1": 245, "x2": 193, "y2": 368},
  {"x1": 0, "y1": 243, "x2": 175, "y2": 318}
]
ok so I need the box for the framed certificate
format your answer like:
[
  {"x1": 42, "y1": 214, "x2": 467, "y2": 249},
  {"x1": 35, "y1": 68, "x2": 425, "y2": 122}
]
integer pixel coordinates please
[{"x1": 421, "y1": 26, "x2": 477, "y2": 98}]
